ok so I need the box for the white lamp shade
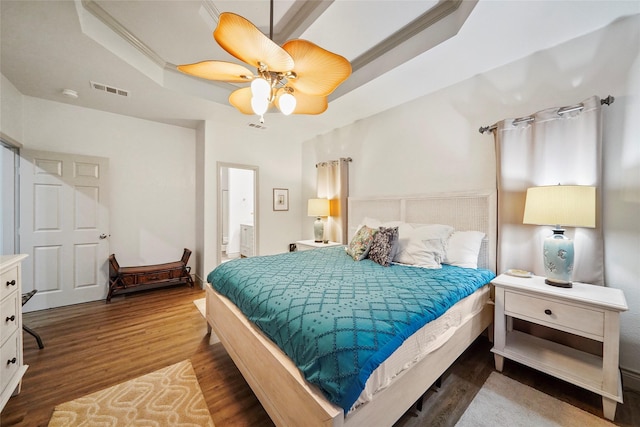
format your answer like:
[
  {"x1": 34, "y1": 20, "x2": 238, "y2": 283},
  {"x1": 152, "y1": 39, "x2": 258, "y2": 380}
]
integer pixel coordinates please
[
  {"x1": 250, "y1": 78, "x2": 270, "y2": 99},
  {"x1": 278, "y1": 92, "x2": 296, "y2": 115},
  {"x1": 523, "y1": 185, "x2": 596, "y2": 228},
  {"x1": 251, "y1": 96, "x2": 269, "y2": 115},
  {"x1": 308, "y1": 198, "x2": 330, "y2": 217}
]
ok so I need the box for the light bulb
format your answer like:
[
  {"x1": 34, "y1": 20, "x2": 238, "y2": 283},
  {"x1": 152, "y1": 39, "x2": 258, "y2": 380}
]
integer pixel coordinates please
[
  {"x1": 251, "y1": 78, "x2": 270, "y2": 99},
  {"x1": 279, "y1": 92, "x2": 296, "y2": 116},
  {"x1": 251, "y1": 96, "x2": 269, "y2": 116}
]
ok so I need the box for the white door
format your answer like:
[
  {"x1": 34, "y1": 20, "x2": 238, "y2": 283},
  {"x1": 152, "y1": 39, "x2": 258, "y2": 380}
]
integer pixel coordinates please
[{"x1": 19, "y1": 150, "x2": 109, "y2": 310}]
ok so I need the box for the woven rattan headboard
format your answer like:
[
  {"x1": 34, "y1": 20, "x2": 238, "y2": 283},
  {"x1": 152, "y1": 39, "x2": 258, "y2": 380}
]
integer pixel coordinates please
[{"x1": 347, "y1": 191, "x2": 497, "y2": 272}]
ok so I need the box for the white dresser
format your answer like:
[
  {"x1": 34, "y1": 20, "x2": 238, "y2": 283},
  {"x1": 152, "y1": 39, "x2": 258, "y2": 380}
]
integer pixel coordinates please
[{"x1": 0, "y1": 254, "x2": 28, "y2": 411}]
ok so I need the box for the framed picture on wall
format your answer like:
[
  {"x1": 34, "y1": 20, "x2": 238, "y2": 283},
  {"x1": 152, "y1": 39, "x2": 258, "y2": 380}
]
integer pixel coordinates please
[{"x1": 273, "y1": 188, "x2": 289, "y2": 211}]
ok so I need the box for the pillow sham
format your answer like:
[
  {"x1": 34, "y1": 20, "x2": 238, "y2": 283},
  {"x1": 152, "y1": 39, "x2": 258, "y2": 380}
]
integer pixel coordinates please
[
  {"x1": 393, "y1": 223, "x2": 454, "y2": 267},
  {"x1": 346, "y1": 225, "x2": 378, "y2": 261},
  {"x1": 444, "y1": 230, "x2": 485, "y2": 269},
  {"x1": 394, "y1": 238, "x2": 446, "y2": 268},
  {"x1": 368, "y1": 226, "x2": 399, "y2": 267}
]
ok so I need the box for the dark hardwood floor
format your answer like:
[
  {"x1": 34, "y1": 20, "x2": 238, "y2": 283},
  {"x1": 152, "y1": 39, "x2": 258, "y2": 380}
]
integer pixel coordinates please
[{"x1": 1, "y1": 285, "x2": 638, "y2": 426}]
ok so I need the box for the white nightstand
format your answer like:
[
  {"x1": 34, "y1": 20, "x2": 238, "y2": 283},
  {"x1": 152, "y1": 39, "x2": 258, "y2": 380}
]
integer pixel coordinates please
[
  {"x1": 295, "y1": 240, "x2": 343, "y2": 251},
  {"x1": 491, "y1": 273, "x2": 628, "y2": 421}
]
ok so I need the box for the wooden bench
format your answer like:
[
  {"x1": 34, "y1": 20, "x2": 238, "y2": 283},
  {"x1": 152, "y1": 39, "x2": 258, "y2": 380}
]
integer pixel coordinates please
[{"x1": 107, "y1": 248, "x2": 194, "y2": 302}]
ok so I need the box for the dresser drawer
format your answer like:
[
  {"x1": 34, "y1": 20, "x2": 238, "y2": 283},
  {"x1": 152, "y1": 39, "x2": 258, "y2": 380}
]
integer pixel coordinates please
[
  {"x1": 0, "y1": 266, "x2": 19, "y2": 301},
  {"x1": 504, "y1": 291, "x2": 604, "y2": 339},
  {"x1": 0, "y1": 292, "x2": 19, "y2": 345},
  {"x1": 0, "y1": 330, "x2": 21, "y2": 395}
]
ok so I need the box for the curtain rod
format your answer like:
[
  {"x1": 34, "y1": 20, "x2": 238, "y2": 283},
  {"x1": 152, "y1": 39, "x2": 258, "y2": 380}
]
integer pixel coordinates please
[
  {"x1": 478, "y1": 95, "x2": 615, "y2": 134},
  {"x1": 316, "y1": 157, "x2": 352, "y2": 167}
]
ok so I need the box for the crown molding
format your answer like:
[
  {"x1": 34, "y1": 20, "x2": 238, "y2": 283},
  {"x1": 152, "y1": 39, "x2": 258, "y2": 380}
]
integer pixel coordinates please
[{"x1": 81, "y1": 0, "x2": 167, "y2": 68}]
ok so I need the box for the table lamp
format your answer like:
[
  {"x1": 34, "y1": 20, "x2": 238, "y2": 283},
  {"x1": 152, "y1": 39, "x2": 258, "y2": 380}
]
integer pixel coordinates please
[
  {"x1": 523, "y1": 185, "x2": 596, "y2": 288},
  {"x1": 308, "y1": 198, "x2": 330, "y2": 243}
]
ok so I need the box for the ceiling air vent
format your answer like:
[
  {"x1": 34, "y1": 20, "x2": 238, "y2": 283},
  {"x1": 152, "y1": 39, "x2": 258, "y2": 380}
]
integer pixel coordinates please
[
  {"x1": 90, "y1": 81, "x2": 129, "y2": 97},
  {"x1": 248, "y1": 123, "x2": 267, "y2": 130}
]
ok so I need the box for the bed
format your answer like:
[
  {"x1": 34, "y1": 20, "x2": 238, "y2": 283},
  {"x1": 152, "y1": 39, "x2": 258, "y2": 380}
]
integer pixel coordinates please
[{"x1": 205, "y1": 191, "x2": 497, "y2": 426}]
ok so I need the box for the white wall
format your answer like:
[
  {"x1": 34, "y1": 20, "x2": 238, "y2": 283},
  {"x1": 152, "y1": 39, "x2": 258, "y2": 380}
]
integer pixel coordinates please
[
  {"x1": 0, "y1": 74, "x2": 24, "y2": 142},
  {"x1": 20, "y1": 97, "x2": 196, "y2": 269},
  {"x1": 303, "y1": 15, "x2": 640, "y2": 388}
]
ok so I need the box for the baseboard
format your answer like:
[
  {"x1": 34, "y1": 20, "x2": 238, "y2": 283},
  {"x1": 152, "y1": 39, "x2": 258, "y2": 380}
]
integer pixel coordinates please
[
  {"x1": 622, "y1": 367, "x2": 640, "y2": 392},
  {"x1": 194, "y1": 274, "x2": 205, "y2": 289}
]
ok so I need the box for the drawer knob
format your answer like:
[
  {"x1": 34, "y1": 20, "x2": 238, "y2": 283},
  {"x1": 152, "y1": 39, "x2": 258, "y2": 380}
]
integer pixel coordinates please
[
  {"x1": 7, "y1": 357, "x2": 17, "y2": 365},
  {"x1": 6, "y1": 280, "x2": 16, "y2": 287},
  {"x1": 5, "y1": 315, "x2": 15, "y2": 322},
  {"x1": 544, "y1": 309, "x2": 552, "y2": 315}
]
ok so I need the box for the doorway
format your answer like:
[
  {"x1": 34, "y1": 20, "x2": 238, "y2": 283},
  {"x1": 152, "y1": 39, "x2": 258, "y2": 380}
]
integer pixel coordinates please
[{"x1": 217, "y1": 163, "x2": 258, "y2": 265}]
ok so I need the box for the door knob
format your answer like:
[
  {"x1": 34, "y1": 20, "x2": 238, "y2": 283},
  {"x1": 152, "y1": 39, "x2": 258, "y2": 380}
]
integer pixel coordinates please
[{"x1": 99, "y1": 234, "x2": 109, "y2": 240}]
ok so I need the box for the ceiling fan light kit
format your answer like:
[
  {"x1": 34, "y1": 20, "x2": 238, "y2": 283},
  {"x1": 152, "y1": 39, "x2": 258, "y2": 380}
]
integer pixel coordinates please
[
  {"x1": 278, "y1": 90, "x2": 296, "y2": 116},
  {"x1": 178, "y1": 8, "x2": 351, "y2": 122}
]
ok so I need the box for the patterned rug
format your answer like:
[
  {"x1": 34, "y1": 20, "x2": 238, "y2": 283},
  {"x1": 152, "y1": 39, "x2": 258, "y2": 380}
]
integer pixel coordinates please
[
  {"x1": 456, "y1": 371, "x2": 614, "y2": 427},
  {"x1": 48, "y1": 360, "x2": 214, "y2": 426}
]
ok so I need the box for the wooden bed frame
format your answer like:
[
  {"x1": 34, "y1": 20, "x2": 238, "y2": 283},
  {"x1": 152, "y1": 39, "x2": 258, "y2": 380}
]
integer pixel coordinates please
[{"x1": 205, "y1": 191, "x2": 497, "y2": 426}]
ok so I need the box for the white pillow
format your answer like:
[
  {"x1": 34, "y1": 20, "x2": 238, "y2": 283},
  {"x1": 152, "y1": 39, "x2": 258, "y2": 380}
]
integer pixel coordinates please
[
  {"x1": 444, "y1": 231, "x2": 485, "y2": 269},
  {"x1": 396, "y1": 223, "x2": 453, "y2": 252},
  {"x1": 394, "y1": 238, "x2": 446, "y2": 268},
  {"x1": 394, "y1": 223, "x2": 454, "y2": 267}
]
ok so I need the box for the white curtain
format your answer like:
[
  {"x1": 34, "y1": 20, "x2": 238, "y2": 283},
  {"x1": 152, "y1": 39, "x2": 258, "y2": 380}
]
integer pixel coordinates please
[
  {"x1": 495, "y1": 96, "x2": 604, "y2": 285},
  {"x1": 316, "y1": 158, "x2": 350, "y2": 243}
]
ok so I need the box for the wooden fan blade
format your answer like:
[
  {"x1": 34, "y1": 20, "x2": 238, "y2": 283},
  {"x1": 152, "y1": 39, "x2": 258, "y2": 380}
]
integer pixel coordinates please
[
  {"x1": 177, "y1": 61, "x2": 254, "y2": 82},
  {"x1": 214, "y1": 12, "x2": 294, "y2": 72},
  {"x1": 282, "y1": 39, "x2": 351, "y2": 96},
  {"x1": 281, "y1": 90, "x2": 327, "y2": 115},
  {"x1": 228, "y1": 87, "x2": 255, "y2": 115}
]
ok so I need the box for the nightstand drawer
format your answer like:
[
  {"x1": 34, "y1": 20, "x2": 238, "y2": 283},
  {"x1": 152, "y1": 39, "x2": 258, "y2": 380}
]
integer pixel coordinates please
[{"x1": 504, "y1": 291, "x2": 604, "y2": 339}]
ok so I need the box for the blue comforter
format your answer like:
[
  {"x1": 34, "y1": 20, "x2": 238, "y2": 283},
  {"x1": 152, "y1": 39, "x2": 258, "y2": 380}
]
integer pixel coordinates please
[{"x1": 207, "y1": 246, "x2": 494, "y2": 412}]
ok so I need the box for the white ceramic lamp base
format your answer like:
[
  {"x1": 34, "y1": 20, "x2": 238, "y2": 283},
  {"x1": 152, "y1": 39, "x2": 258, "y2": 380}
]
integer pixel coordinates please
[
  {"x1": 543, "y1": 229, "x2": 574, "y2": 288},
  {"x1": 313, "y1": 217, "x2": 324, "y2": 243}
]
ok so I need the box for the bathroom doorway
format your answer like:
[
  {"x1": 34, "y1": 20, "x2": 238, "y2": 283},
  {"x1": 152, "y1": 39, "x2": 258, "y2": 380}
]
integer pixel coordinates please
[{"x1": 217, "y1": 163, "x2": 258, "y2": 264}]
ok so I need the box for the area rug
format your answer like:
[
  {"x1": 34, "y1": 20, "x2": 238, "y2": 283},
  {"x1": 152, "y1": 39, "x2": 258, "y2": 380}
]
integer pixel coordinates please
[
  {"x1": 455, "y1": 372, "x2": 614, "y2": 427},
  {"x1": 48, "y1": 360, "x2": 214, "y2": 426}
]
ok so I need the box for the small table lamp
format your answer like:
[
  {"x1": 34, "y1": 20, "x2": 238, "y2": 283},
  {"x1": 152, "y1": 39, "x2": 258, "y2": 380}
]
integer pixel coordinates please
[
  {"x1": 523, "y1": 185, "x2": 596, "y2": 288},
  {"x1": 308, "y1": 198, "x2": 330, "y2": 243}
]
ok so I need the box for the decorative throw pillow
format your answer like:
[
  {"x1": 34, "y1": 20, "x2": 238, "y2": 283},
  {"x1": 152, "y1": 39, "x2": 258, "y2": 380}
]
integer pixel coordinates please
[
  {"x1": 444, "y1": 230, "x2": 485, "y2": 269},
  {"x1": 368, "y1": 226, "x2": 399, "y2": 267},
  {"x1": 346, "y1": 226, "x2": 378, "y2": 261}
]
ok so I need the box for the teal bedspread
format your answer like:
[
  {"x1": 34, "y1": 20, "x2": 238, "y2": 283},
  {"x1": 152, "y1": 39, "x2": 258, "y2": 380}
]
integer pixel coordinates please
[{"x1": 207, "y1": 246, "x2": 495, "y2": 412}]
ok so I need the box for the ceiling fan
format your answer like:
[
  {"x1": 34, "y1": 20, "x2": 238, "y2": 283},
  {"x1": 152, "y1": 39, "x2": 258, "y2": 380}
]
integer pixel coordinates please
[{"x1": 177, "y1": 2, "x2": 351, "y2": 122}]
